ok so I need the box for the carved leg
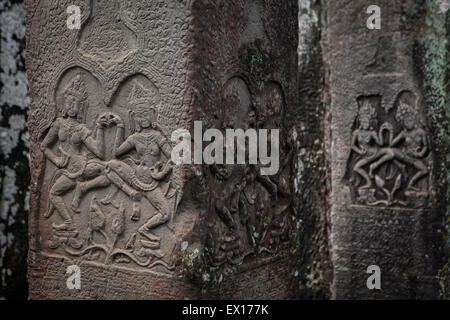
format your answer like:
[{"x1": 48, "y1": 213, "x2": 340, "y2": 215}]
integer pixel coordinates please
[
  {"x1": 71, "y1": 162, "x2": 109, "y2": 212},
  {"x1": 408, "y1": 160, "x2": 428, "y2": 190},
  {"x1": 138, "y1": 188, "x2": 171, "y2": 242},
  {"x1": 49, "y1": 175, "x2": 76, "y2": 230},
  {"x1": 105, "y1": 164, "x2": 142, "y2": 201},
  {"x1": 138, "y1": 220, "x2": 162, "y2": 243},
  {"x1": 215, "y1": 201, "x2": 237, "y2": 232},
  {"x1": 72, "y1": 176, "x2": 110, "y2": 213},
  {"x1": 369, "y1": 149, "x2": 394, "y2": 178},
  {"x1": 393, "y1": 160, "x2": 407, "y2": 177},
  {"x1": 354, "y1": 158, "x2": 372, "y2": 190}
]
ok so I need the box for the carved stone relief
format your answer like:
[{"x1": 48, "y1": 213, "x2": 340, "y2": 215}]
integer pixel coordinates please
[
  {"x1": 207, "y1": 77, "x2": 292, "y2": 266},
  {"x1": 41, "y1": 68, "x2": 181, "y2": 272},
  {"x1": 345, "y1": 91, "x2": 431, "y2": 208},
  {"x1": 26, "y1": 0, "x2": 298, "y2": 299}
]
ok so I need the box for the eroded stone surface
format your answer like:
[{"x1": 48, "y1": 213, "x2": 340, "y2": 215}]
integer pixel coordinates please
[
  {"x1": 323, "y1": 0, "x2": 446, "y2": 299},
  {"x1": 25, "y1": 0, "x2": 300, "y2": 299}
]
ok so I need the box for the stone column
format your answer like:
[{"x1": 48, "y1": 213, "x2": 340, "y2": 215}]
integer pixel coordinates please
[
  {"x1": 323, "y1": 0, "x2": 448, "y2": 299},
  {"x1": 25, "y1": 0, "x2": 299, "y2": 299}
]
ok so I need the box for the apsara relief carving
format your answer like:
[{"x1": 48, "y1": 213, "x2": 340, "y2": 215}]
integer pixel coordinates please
[
  {"x1": 41, "y1": 69, "x2": 181, "y2": 271},
  {"x1": 345, "y1": 91, "x2": 431, "y2": 208},
  {"x1": 207, "y1": 77, "x2": 292, "y2": 266}
]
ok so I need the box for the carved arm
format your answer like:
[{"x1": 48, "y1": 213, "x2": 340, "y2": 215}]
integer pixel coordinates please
[
  {"x1": 351, "y1": 131, "x2": 365, "y2": 155},
  {"x1": 390, "y1": 130, "x2": 405, "y2": 147},
  {"x1": 40, "y1": 121, "x2": 69, "y2": 168},
  {"x1": 83, "y1": 124, "x2": 106, "y2": 160},
  {"x1": 417, "y1": 131, "x2": 428, "y2": 158},
  {"x1": 114, "y1": 132, "x2": 135, "y2": 158}
]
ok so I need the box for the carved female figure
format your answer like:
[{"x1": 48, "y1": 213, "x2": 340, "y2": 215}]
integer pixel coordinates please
[
  {"x1": 41, "y1": 74, "x2": 109, "y2": 231},
  {"x1": 102, "y1": 106, "x2": 174, "y2": 248},
  {"x1": 369, "y1": 102, "x2": 428, "y2": 190},
  {"x1": 350, "y1": 100, "x2": 382, "y2": 190}
]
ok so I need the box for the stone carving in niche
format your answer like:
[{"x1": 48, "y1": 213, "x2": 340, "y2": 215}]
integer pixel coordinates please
[
  {"x1": 207, "y1": 77, "x2": 291, "y2": 266},
  {"x1": 41, "y1": 68, "x2": 181, "y2": 271},
  {"x1": 345, "y1": 91, "x2": 430, "y2": 208}
]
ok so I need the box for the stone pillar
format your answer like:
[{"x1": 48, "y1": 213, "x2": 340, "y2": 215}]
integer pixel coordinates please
[
  {"x1": 323, "y1": 0, "x2": 448, "y2": 299},
  {"x1": 25, "y1": 0, "x2": 299, "y2": 299}
]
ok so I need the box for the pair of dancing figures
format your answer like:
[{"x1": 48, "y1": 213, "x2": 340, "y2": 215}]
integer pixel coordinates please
[
  {"x1": 350, "y1": 100, "x2": 428, "y2": 196},
  {"x1": 42, "y1": 75, "x2": 175, "y2": 245}
]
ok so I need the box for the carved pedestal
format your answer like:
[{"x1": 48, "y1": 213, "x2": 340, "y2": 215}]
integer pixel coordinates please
[{"x1": 25, "y1": 0, "x2": 299, "y2": 299}]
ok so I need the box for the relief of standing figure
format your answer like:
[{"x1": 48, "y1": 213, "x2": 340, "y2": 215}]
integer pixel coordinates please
[
  {"x1": 345, "y1": 93, "x2": 430, "y2": 208},
  {"x1": 103, "y1": 107, "x2": 175, "y2": 250},
  {"x1": 60, "y1": 79, "x2": 178, "y2": 258},
  {"x1": 349, "y1": 99, "x2": 382, "y2": 191},
  {"x1": 368, "y1": 101, "x2": 428, "y2": 191},
  {"x1": 41, "y1": 74, "x2": 110, "y2": 231}
]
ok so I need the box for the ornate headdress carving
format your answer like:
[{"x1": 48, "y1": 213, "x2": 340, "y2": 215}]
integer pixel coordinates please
[
  {"x1": 60, "y1": 73, "x2": 88, "y2": 121},
  {"x1": 395, "y1": 101, "x2": 416, "y2": 124},
  {"x1": 64, "y1": 73, "x2": 88, "y2": 101},
  {"x1": 127, "y1": 80, "x2": 158, "y2": 132},
  {"x1": 358, "y1": 98, "x2": 377, "y2": 129}
]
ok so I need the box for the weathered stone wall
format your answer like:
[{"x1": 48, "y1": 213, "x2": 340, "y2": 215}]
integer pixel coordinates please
[
  {"x1": 0, "y1": 0, "x2": 29, "y2": 300},
  {"x1": 0, "y1": 0, "x2": 447, "y2": 300},
  {"x1": 25, "y1": 0, "x2": 301, "y2": 299},
  {"x1": 25, "y1": 0, "x2": 196, "y2": 300},
  {"x1": 323, "y1": 0, "x2": 448, "y2": 299},
  {"x1": 184, "y1": 0, "x2": 301, "y2": 299}
]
